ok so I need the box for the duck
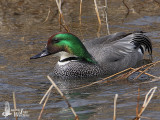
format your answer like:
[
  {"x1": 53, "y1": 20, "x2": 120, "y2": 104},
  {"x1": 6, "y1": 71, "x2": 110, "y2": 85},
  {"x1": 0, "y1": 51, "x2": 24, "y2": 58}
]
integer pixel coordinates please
[{"x1": 30, "y1": 31, "x2": 152, "y2": 79}]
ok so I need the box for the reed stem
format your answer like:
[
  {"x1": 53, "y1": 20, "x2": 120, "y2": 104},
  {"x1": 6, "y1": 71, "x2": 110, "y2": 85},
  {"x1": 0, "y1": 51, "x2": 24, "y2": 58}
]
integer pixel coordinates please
[{"x1": 94, "y1": 0, "x2": 101, "y2": 25}]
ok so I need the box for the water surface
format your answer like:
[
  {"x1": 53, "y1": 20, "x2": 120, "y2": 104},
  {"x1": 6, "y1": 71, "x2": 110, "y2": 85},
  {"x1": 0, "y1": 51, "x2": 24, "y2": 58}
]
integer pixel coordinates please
[{"x1": 0, "y1": 0, "x2": 160, "y2": 120}]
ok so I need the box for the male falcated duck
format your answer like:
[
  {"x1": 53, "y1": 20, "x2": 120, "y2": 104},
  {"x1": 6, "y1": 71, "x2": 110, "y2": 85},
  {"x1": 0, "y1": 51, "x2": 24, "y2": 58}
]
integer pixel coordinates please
[{"x1": 30, "y1": 31, "x2": 152, "y2": 79}]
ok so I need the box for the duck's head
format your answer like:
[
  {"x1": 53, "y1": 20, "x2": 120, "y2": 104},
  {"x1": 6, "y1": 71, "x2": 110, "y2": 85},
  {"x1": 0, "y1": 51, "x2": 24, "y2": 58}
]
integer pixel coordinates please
[{"x1": 30, "y1": 33, "x2": 96, "y2": 64}]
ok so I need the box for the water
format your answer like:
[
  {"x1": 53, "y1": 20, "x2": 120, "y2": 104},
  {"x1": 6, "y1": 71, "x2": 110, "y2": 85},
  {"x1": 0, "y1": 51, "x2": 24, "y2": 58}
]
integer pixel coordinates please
[{"x1": 0, "y1": 0, "x2": 160, "y2": 120}]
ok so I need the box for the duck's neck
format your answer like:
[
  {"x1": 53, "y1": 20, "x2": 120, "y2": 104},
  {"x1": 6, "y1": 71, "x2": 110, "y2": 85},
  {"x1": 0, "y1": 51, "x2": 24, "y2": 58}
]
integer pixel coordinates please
[
  {"x1": 56, "y1": 51, "x2": 96, "y2": 64},
  {"x1": 57, "y1": 52, "x2": 76, "y2": 61}
]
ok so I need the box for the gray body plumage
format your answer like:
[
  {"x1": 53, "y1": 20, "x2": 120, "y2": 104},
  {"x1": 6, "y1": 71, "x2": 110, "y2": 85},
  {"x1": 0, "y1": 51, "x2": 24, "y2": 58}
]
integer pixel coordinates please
[{"x1": 52, "y1": 32, "x2": 152, "y2": 79}]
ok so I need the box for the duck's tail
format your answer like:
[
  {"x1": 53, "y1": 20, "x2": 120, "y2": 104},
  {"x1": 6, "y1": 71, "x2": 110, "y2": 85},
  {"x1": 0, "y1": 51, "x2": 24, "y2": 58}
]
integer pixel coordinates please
[{"x1": 131, "y1": 31, "x2": 152, "y2": 57}]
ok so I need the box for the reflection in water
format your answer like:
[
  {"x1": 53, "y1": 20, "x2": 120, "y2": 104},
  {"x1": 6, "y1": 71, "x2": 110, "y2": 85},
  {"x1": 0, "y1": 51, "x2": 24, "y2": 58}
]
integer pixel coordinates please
[
  {"x1": 126, "y1": 16, "x2": 160, "y2": 25},
  {"x1": 0, "y1": 0, "x2": 160, "y2": 119}
]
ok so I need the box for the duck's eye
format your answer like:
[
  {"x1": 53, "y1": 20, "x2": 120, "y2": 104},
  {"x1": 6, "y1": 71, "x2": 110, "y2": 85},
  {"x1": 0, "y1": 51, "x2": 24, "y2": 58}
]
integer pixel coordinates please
[{"x1": 53, "y1": 38, "x2": 60, "y2": 43}]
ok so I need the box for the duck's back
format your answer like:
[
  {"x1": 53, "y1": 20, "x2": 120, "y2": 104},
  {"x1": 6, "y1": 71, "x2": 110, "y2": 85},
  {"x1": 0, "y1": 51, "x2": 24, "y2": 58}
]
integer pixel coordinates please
[{"x1": 83, "y1": 32, "x2": 152, "y2": 74}]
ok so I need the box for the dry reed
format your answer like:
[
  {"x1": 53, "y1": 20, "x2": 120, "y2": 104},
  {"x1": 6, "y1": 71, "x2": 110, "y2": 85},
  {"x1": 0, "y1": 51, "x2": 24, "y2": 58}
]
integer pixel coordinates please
[
  {"x1": 79, "y1": 0, "x2": 82, "y2": 25},
  {"x1": 153, "y1": 0, "x2": 160, "y2": 7},
  {"x1": 39, "y1": 75, "x2": 79, "y2": 120},
  {"x1": 13, "y1": 92, "x2": 18, "y2": 120},
  {"x1": 43, "y1": 7, "x2": 51, "y2": 23},
  {"x1": 71, "y1": 67, "x2": 132, "y2": 90},
  {"x1": 38, "y1": 91, "x2": 51, "y2": 120},
  {"x1": 122, "y1": 0, "x2": 130, "y2": 22},
  {"x1": 133, "y1": 87, "x2": 157, "y2": 120},
  {"x1": 78, "y1": 65, "x2": 154, "y2": 90},
  {"x1": 113, "y1": 94, "x2": 118, "y2": 120},
  {"x1": 56, "y1": 0, "x2": 70, "y2": 32},
  {"x1": 104, "y1": 0, "x2": 110, "y2": 34},
  {"x1": 39, "y1": 85, "x2": 54, "y2": 104},
  {"x1": 60, "y1": 60, "x2": 160, "y2": 91},
  {"x1": 94, "y1": 0, "x2": 101, "y2": 25},
  {"x1": 136, "y1": 87, "x2": 140, "y2": 117}
]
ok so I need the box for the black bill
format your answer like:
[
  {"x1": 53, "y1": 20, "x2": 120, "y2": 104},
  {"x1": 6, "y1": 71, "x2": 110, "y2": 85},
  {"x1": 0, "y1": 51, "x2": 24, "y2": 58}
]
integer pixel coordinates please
[{"x1": 30, "y1": 49, "x2": 51, "y2": 59}]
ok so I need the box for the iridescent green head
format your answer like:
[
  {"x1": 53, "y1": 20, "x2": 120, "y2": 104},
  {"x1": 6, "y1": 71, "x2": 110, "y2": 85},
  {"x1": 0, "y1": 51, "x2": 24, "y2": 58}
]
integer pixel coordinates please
[{"x1": 30, "y1": 33, "x2": 96, "y2": 64}]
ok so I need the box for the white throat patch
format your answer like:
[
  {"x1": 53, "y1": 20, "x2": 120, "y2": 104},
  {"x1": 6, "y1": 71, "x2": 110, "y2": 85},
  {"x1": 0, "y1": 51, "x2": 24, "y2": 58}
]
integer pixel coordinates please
[
  {"x1": 56, "y1": 52, "x2": 77, "y2": 65},
  {"x1": 58, "y1": 61, "x2": 70, "y2": 65}
]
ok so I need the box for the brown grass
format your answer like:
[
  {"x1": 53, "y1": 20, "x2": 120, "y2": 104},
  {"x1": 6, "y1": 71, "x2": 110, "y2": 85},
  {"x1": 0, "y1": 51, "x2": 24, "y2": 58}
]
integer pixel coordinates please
[
  {"x1": 56, "y1": 0, "x2": 70, "y2": 32},
  {"x1": 133, "y1": 87, "x2": 157, "y2": 120},
  {"x1": 38, "y1": 75, "x2": 79, "y2": 120},
  {"x1": 94, "y1": 0, "x2": 101, "y2": 25},
  {"x1": 13, "y1": 92, "x2": 18, "y2": 120},
  {"x1": 65, "y1": 60, "x2": 160, "y2": 90}
]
